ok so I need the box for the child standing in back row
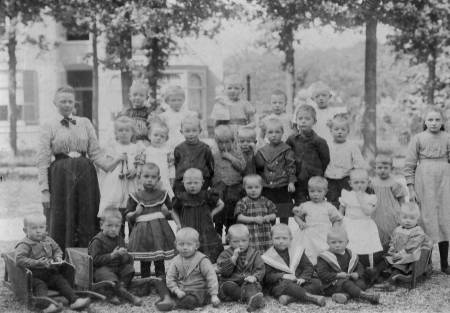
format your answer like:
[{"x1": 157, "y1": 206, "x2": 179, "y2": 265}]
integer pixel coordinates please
[
  {"x1": 259, "y1": 89, "x2": 294, "y2": 142},
  {"x1": 237, "y1": 126, "x2": 257, "y2": 175}
]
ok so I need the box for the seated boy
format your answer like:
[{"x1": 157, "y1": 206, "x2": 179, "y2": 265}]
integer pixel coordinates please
[
  {"x1": 217, "y1": 224, "x2": 265, "y2": 312},
  {"x1": 316, "y1": 225, "x2": 380, "y2": 304},
  {"x1": 15, "y1": 214, "x2": 90, "y2": 313},
  {"x1": 262, "y1": 224, "x2": 325, "y2": 307}
]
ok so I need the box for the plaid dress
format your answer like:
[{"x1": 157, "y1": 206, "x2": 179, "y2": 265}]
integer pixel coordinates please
[{"x1": 235, "y1": 196, "x2": 277, "y2": 254}]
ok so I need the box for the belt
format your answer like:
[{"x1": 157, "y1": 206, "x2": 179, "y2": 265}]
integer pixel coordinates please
[{"x1": 55, "y1": 151, "x2": 86, "y2": 160}]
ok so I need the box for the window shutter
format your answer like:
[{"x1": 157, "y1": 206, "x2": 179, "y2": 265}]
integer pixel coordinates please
[{"x1": 22, "y1": 70, "x2": 39, "y2": 124}]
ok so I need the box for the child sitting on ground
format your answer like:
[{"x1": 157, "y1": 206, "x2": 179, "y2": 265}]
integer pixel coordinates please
[
  {"x1": 88, "y1": 208, "x2": 142, "y2": 306},
  {"x1": 316, "y1": 226, "x2": 380, "y2": 304},
  {"x1": 15, "y1": 214, "x2": 90, "y2": 313},
  {"x1": 237, "y1": 126, "x2": 257, "y2": 175},
  {"x1": 262, "y1": 224, "x2": 326, "y2": 307},
  {"x1": 166, "y1": 227, "x2": 220, "y2": 310},
  {"x1": 236, "y1": 174, "x2": 277, "y2": 254},
  {"x1": 217, "y1": 224, "x2": 266, "y2": 312}
]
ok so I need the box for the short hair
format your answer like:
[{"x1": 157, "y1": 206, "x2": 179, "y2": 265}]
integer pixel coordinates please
[
  {"x1": 223, "y1": 74, "x2": 244, "y2": 87},
  {"x1": 100, "y1": 207, "x2": 123, "y2": 222},
  {"x1": 311, "y1": 82, "x2": 332, "y2": 98},
  {"x1": 271, "y1": 89, "x2": 287, "y2": 103},
  {"x1": 23, "y1": 214, "x2": 46, "y2": 228},
  {"x1": 181, "y1": 115, "x2": 201, "y2": 130},
  {"x1": 214, "y1": 125, "x2": 234, "y2": 141},
  {"x1": 400, "y1": 202, "x2": 420, "y2": 220},
  {"x1": 175, "y1": 227, "x2": 199, "y2": 244},
  {"x1": 375, "y1": 153, "x2": 393, "y2": 166},
  {"x1": 243, "y1": 174, "x2": 262, "y2": 186},
  {"x1": 114, "y1": 116, "x2": 137, "y2": 138},
  {"x1": 423, "y1": 107, "x2": 445, "y2": 131},
  {"x1": 264, "y1": 117, "x2": 284, "y2": 133},
  {"x1": 308, "y1": 176, "x2": 328, "y2": 190},
  {"x1": 183, "y1": 168, "x2": 203, "y2": 180},
  {"x1": 163, "y1": 85, "x2": 185, "y2": 101},
  {"x1": 327, "y1": 225, "x2": 348, "y2": 242},
  {"x1": 349, "y1": 168, "x2": 368, "y2": 181},
  {"x1": 148, "y1": 118, "x2": 169, "y2": 139},
  {"x1": 54, "y1": 85, "x2": 75, "y2": 98},
  {"x1": 237, "y1": 126, "x2": 257, "y2": 141},
  {"x1": 130, "y1": 80, "x2": 149, "y2": 94},
  {"x1": 271, "y1": 223, "x2": 292, "y2": 238},
  {"x1": 329, "y1": 114, "x2": 350, "y2": 131},
  {"x1": 227, "y1": 224, "x2": 250, "y2": 240},
  {"x1": 142, "y1": 162, "x2": 160, "y2": 176},
  {"x1": 295, "y1": 104, "x2": 317, "y2": 122}
]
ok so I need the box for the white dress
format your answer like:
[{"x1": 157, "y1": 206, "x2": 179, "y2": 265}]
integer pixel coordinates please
[
  {"x1": 98, "y1": 142, "x2": 143, "y2": 216},
  {"x1": 144, "y1": 145, "x2": 175, "y2": 198},
  {"x1": 294, "y1": 201, "x2": 343, "y2": 264},
  {"x1": 339, "y1": 190, "x2": 383, "y2": 255},
  {"x1": 158, "y1": 108, "x2": 197, "y2": 150}
]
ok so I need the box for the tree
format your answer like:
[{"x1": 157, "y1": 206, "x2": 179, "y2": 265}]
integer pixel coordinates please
[{"x1": 1, "y1": 0, "x2": 47, "y2": 155}]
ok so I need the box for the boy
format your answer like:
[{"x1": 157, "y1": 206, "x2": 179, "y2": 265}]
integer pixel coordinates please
[
  {"x1": 237, "y1": 126, "x2": 257, "y2": 175},
  {"x1": 262, "y1": 224, "x2": 325, "y2": 306},
  {"x1": 217, "y1": 224, "x2": 265, "y2": 312},
  {"x1": 316, "y1": 226, "x2": 380, "y2": 304},
  {"x1": 259, "y1": 89, "x2": 294, "y2": 142},
  {"x1": 15, "y1": 214, "x2": 91, "y2": 313}
]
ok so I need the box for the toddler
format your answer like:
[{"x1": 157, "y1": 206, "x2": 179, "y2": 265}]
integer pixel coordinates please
[
  {"x1": 173, "y1": 115, "x2": 214, "y2": 195},
  {"x1": 144, "y1": 119, "x2": 175, "y2": 198},
  {"x1": 255, "y1": 117, "x2": 296, "y2": 225},
  {"x1": 293, "y1": 176, "x2": 343, "y2": 265},
  {"x1": 371, "y1": 153, "x2": 406, "y2": 247},
  {"x1": 126, "y1": 163, "x2": 177, "y2": 278},
  {"x1": 259, "y1": 89, "x2": 294, "y2": 142},
  {"x1": 325, "y1": 114, "x2": 366, "y2": 209},
  {"x1": 212, "y1": 125, "x2": 246, "y2": 236},
  {"x1": 262, "y1": 224, "x2": 325, "y2": 307},
  {"x1": 316, "y1": 226, "x2": 380, "y2": 304},
  {"x1": 287, "y1": 104, "x2": 330, "y2": 205},
  {"x1": 339, "y1": 169, "x2": 383, "y2": 268},
  {"x1": 158, "y1": 85, "x2": 198, "y2": 149},
  {"x1": 166, "y1": 227, "x2": 220, "y2": 310},
  {"x1": 235, "y1": 174, "x2": 277, "y2": 253},
  {"x1": 237, "y1": 126, "x2": 257, "y2": 175},
  {"x1": 217, "y1": 224, "x2": 265, "y2": 312},
  {"x1": 88, "y1": 208, "x2": 141, "y2": 306},
  {"x1": 15, "y1": 214, "x2": 90, "y2": 313},
  {"x1": 172, "y1": 168, "x2": 224, "y2": 262}
]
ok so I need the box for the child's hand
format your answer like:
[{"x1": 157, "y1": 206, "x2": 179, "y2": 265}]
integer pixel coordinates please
[
  {"x1": 111, "y1": 247, "x2": 122, "y2": 258},
  {"x1": 211, "y1": 295, "x2": 221, "y2": 307},
  {"x1": 297, "y1": 220, "x2": 307, "y2": 230},
  {"x1": 282, "y1": 274, "x2": 297, "y2": 281},
  {"x1": 244, "y1": 275, "x2": 257, "y2": 283},
  {"x1": 117, "y1": 247, "x2": 128, "y2": 255},
  {"x1": 135, "y1": 204, "x2": 144, "y2": 216},
  {"x1": 231, "y1": 247, "x2": 240, "y2": 264},
  {"x1": 263, "y1": 215, "x2": 272, "y2": 223},
  {"x1": 296, "y1": 278, "x2": 306, "y2": 285},
  {"x1": 175, "y1": 289, "x2": 186, "y2": 299},
  {"x1": 336, "y1": 272, "x2": 349, "y2": 279},
  {"x1": 349, "y1": 273, "x2": 359, "y2": 280},
  {"x1": 288, "y1": 182, "x2": 295, "y2": 193},
  {"x1": 292, "y1": 206, "x2": 301, "y2": 216},
  {"x1": 221, "y1": 151, "x2": 232, "y2": 160},
  {"x1": 117, "y1": 152, "x2": 128, "y2": 162},
  {"x1": 392, "y1": 252, "x2": 402, "y2": 262},
  {"x1": 126, "y1": 169, "x2": 137, "y2": 179},
  {"x1": 38, "y1": 257, "x2": 51, "y2": 268},
  {"x1": 254, "y1": 216, "x2": 264, "y2": 224}
]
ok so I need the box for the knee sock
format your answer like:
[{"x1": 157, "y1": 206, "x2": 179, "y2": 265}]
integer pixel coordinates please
[
  {"x1": 141, "y1": 261, "x2": 152, "y2": 278},
  {"x1": 178, "y1": 295, "x2": 198, "y2": 310},
  {"x1": 438, "y1": 241, "x2": 449, "y2": 269},
  {"x1": 341, "y1": 280, "x2": 362, "y2": 298}
]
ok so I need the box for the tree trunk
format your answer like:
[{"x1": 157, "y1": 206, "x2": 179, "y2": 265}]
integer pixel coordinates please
[
  {"x1": 426, "y1": 49, "x2": 437, "y2": 106},
  {"x1": 362, "y1": 15, "x2": 377, "y2": 163},
  {"x1": 8, "y1": 18, "x2": 18, "y2": 155},
  {"x1": 120, "y1": 15, "x2": 133, "y2": 107},
  {"x1": 146, "y1": 36, "x2": 160, "y2": 112},
  {"x1": 284, "y1": 26, "x2": 296, "y2": 115},
  {"x1": 91, "y1": 17, "x2": 99, "y2": 135}
]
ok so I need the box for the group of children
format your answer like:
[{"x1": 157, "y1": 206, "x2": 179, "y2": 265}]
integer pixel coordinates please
[{"x1": 19, "y1": 75, "x2": 450, "y2": 312}]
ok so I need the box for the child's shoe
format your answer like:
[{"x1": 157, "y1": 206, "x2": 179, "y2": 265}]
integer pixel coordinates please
[
  {"x1": 373, "y1": 282, "x2": 396, "y2": 292},
  {"x1": 331, "y1": 293, "x2": 348, "y2": 304},
  {"x1": 69, "y1": 297, "x2": 91, "y2": 310},
  {"x1": 42, "y1": 303, "x2": 63, "y2": 313},
  {"x1": 219, "y1": 281, "x2": 241, "y2": 301},
  {"x1": 108, "y1": 295, "x2": 121, "y2": 305},
  {"x1": 304, "y1": 292, "x2": 326, "y2": 307},
  {"x1": 117, "y1": 283, "x2": 143, "y2": 306},
  {"x1": 247, "y1": 292, "x2": 265, "y2": 312},
  {"x1": 278, "y1": 295, "x2": 294, "y2": 305},
  {"x1": 359, "y1": 291, "x2": 380, "y2": 304},
  {"x1": 155, "y1": 295, "x2": 176, "y2": 311}
]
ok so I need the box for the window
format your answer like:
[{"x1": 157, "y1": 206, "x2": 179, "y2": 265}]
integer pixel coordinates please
[
  {"x1": 67, "y1": 70, "x2": 93, "y2": 120},
  {"x1": 187, "y1": 73, "x2": 205, "y2": 114}
]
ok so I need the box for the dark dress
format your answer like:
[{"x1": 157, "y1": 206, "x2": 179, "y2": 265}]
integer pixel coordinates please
[
  {"x1": 120, "y1": 106, "x2": 153, "y2": 141},
  {"x1": 173, "y1": 190, "x2": 224, "y2": 262}
]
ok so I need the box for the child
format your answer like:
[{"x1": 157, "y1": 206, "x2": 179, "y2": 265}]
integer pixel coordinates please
[
  {"x1": 172, "y1": 168, "x2": 224, "y2": 262},
  {"x1": 173, "y1": 115, "x2": 214, "y2": 196},
  {"x1": 339, "y1": 169, "x2": 383, "y2": 268},
  {"x1": 259, "y1": 89, "x2": 294, "y2": 142},
  {"x1": 15, "y1": 214, "x2": 91, "y2": 313},
  {"x1": 293, "y1": 176, "x2": 343, "y2": 265},
  {"x1": 316, "y1": 226, "x2": 380, "y2": 304},
  {"x1": 404, "y1": 108, "x2": 450, "y2": 274},
  {"x1": 324, "y1": 114, "x2": 366, "y2": 209},
  {"x1": 144, "y1": 119, "x2": 175, "y2": 198},
  {"x1": 158, "y1": 85, "x2": 198, "y2": 149},
  {"x1": 372, "y1": 203, "x2": 433, "y2": 290},
  {"x1": 237, "y1": 126, "x2": 257, "y2": 175},
  {"x1": 98, "y1": 116, "x2": 144, "y2": 230},
  {"x1": 126, "y1": 163, "x2": 178, "y2": 278},
  {"x1": 217, "y1": 224, "x2": 266, "y2": 312},
  {"x1": 166, "y1": 227, "x2": 220, "y2": 310},
  {"x1": 212, "y1": 125, "x2": 246, "y2": 236},
  {"x1": 210, "y1": 74, "x2": 256, "y2": 131},
  {"x1": 255, "y1": 117, "x2": 296, "y2": 225},
  {"x1": 262, "y1": 224, "x2": 325, "y2": 307},
  {"x1": 235, "y1": 174, "x2": 277, "y2": 253},
  {"x1": 287, "y1": 104, "x2": 330, "y2": 205},
  {"x1": 371, "y1": 153, "x2": 406, "y2": 248},
  {"x1": 88, "y1": 208, "x2": 142, "y2": 306}
]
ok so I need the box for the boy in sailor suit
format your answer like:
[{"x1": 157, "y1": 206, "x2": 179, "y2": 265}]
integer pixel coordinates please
[
  {"x1": 261, "y1": 224, "x2": 325, "y2": 306},
  {"x1": 316, "y1": 226, "x2": 380, "y2": 304}
]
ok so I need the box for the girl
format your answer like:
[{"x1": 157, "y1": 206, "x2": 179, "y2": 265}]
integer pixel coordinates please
[
  {"x1": 287, "y1": 104, "x2": 330, "y2": 205},
  {"x1": 235, "y1": 174, "x2": 277, "y2": 254},
  {"x1": 237, "y1": 126, "x2": 257, "y2": 175},
  {"x1": 404, "y1": 108, "x2": 450, "y2": 274},
  {"x1": 255, "y1": 117, "x2": 296, "y2": 225},
  {"x1": 293, "y1": 176, "x2": 343, "y2": 265},
  {"x1": 371, "y1": 153, "x2": 406, "y2": 248},
  {"x1": 339, "y1": 169, "x2": 383, "y2": 268},
  {"x1": 126, "y1": 163, "x2": 178, "y2": 278},
  {"x1": 172, "y1": 168, "x2": 224, "y2": 263},
  {"x1": 144, "y1": 119, "x2": 175, "y2": 198},
  {"x1": 98, "y1": 116, "x2": 144, "y2": 221}
]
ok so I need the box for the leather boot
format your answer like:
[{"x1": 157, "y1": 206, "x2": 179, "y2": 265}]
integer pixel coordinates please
[
  {"x1": 219, "y1": 281, "x2": 241, "y2": 301},
  {"x1": 331, "y1": 293, "x2": 348, "y2": 304},
  {"x1": 278, "y1": 295, "x2": 294, "y2": 305},
  {"x1": 247, "y1": 292, "x2": 265, "y2": 312},
  {"x1": 155, "y1": 294, "x2": 176, "y2": 311},
  {"x1": 117, "y1": 283, "x2": 143, "y2": 306},
  {"x1": 304, "y1": 292, "x2": 326, "y2": 307},
  {"x1": 359, "y1": 291, "x2": 380, "y2": 304}
]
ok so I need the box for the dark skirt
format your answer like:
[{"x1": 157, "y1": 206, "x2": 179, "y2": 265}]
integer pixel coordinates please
[
  {"x1": 128, "y1": 219, "x2": 176, "y2": 261},
  {"x1": 48, "y1": 157, "x2": 100, "y2": 251},
  {"x1": 213, "y1": 182, "x2": 244, "y2": 227},
  {"x1": 262, "y1": 187, "x2": 294, "y2": 218},
  {"x1": 326, "y1": 176, "x2": 350, "y2": 209}
]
